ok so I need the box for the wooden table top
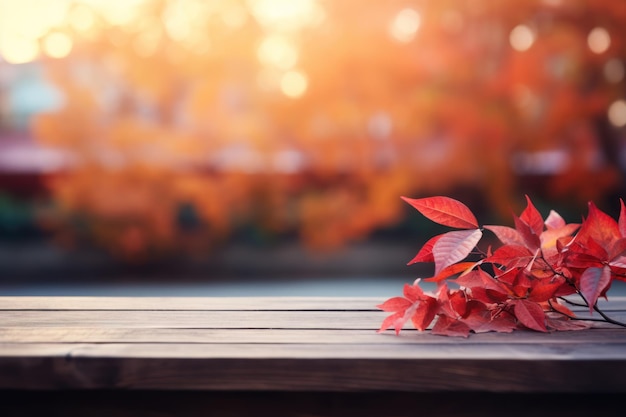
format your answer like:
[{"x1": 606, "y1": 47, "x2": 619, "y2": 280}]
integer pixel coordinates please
[{"x1": 1, "y1": 296, "x2": 626, "y2": 392}]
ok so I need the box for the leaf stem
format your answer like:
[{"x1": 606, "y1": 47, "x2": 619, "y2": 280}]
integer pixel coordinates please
[{"x1": 574, "y1": 290, "x2": 626, "y2": 328}]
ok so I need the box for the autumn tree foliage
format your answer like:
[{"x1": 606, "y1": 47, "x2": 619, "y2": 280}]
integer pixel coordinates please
[
  {"x1": 15, "y1": 0, "x2": 626, "y2": 258},
  {"x1": 378, "y1": 196, "x2": 626, "y2": 337}
]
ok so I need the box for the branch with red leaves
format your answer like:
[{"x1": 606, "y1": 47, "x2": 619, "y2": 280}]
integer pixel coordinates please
[{"x1": 378, "y1": 195, "x2": 626, "y2": 337}]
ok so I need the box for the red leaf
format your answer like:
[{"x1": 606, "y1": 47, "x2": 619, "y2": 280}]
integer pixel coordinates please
[
  {"x1": 513, "y1": 299, "x2": 547, "y2": 332},
  {"x1": 407, "y1": 234, "x2": 443, "y2": 265},
  {"x1": 454, "y1": 269, "x2": 508, "y2": 293},
  {"x1": 377, "y1": 297, "x2": 412, "y2": 312},
  {"x1": 617, "y1": 198, "x2": 626, "y2": 237},
  {"x1": 431, "y1": 315, "x2": 471, "y2": 337},
  {"x1": 520, "y1": 195, "x2": 545, "y2": 237},
  {"x1": 548, "y1": 299, "x2": 575, "y2": 317},
  {"x1": 540, "y1": 224, "x2": 579, "y2": 250},
  {"x1": 576, "y1": 201, "x2": 620, "y2": 249},
  {"x1": 610, "y1": 255, "x2": 626, "y2": 269},
  {"x1": 469, "y1": 286, "x2": 509, "y2": 303},
  {"x1": 579, "y1": 266, "x2": 612, "y2": 313},
  {"x1": 486, "y1": 244, "x2": 534, "y2": 269},
  {"x1": 432, "y1": 229, "x2": 482, "y2": 274},
  {"x1": 403, "y1": 283, "x2": 426, "y2": 302},
  {"x1": 484, "y1": 225, "x2": 524, "y2": 246},
  {"x1": 460, "y1": 302, "x2": 517, "y2": 333},
  {"x1": 513, "y1": 215, "x2": 541, "y2": 250},
  {"x1": 544, "y1": 210, "x2": 566, "y2": 230},
  {"x1": 527, "y1": 278, "x2": 566, "y2": 302},
  {"x1": 474, "y1": 315, "x2": 518, "y2": 333},
  {"x1": 377, "y1": 311, "x2": 405, "y2": 334},
  {"x1": 411, "y1": 297, "x2": 438, "y2": 331},
  {"x1": 401, "y1": 196, "x2": 478, "y2": 229},
  {"x1": 424, "y1": 261, "x2": 477, "y2": 282},
  {"x1": 609, "y1": 237, "x2": 626, "y2": 261}
]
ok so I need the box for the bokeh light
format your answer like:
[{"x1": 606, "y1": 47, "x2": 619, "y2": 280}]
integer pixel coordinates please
[
  {"x1": 588, "y1": 27, "x2": 611, "y2": 54},
  {"x1": 42, "y1": 32, "x2": 73, "y2": 59},
  {"x1": 280, "y1": 70, "x2": 308, "y2": 98},
  {"x1": 389, "y1": 8, "x2": 421, "y2": 43},
  {"x1": 608, "y1": 100, "x2": 626, "y2": 128},
  {"x1": 509, "y1": 24, "x2": 535, "y2": 51}
]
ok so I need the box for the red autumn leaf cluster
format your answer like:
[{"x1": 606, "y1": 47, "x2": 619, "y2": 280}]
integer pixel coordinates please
[{"x1": 378, "y1": 196, "x2": 626, "y2": 337}]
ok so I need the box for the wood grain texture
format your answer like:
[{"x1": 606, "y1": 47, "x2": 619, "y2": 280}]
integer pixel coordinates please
[
  {"x1": 3, "y1": 327, "x2": 626, "y2": 344},
  {"x1": 0, "y1": 296, "x2": 381, "y2": 311},
  {"x1": 0, "y1": 296, "x2": 625, "y2": 393}
]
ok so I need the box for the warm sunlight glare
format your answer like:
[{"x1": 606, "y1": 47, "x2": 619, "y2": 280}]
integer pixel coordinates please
[
  {"x1": 389, "y1": 8, "x2": 421, "y2": 43},
  {"x1": 247, "y1": 0, "x2": 323, "y2": 31},
  {"x1": 68, "y1": 4, "x2": 96, "y2": 33},
  {"x1": 42, "y1": 32, "x2": 73, "y2": 59},
  {"x1": 0, "y1": 0, "x2": 70, "y2": 63},
  {"x1": 220, "y1": 4, "x2": 249, "y2": 29},
  {"x1": 280, "y1": 70, "x2": 308, "y2": 98},
  {"x1": 257, "y1": 34, "x2": 298, "y2": 70},
  {"x1": 0, "y1": 34, "x2": 39, "y2": 64}
]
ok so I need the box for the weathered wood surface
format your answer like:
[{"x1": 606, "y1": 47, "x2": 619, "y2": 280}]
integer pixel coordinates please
[{"x1": 1, "y1": 296, "x2": 626, "y2": 393}]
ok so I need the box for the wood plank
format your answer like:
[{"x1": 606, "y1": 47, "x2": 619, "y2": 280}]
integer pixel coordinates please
[
  {"x1": 0, "y1": 310, "x2": 385, "y2": 329},
  {"x1": 2, "y1": 327, "x2": 626, "y2": 344},
  {"x1": 2, "y1": 309, "x2": 626, "y2": 329},
  {"x1": 1, "y1": 296, "x2": 625, "y2": 311},
  {"x1": 2, "y1": 341, "x2": 626, "y2": 360},
  {"x1": 0, "y1": 296, "x2": 381, "y2": 311},
  {"x1": 1, "y1": 343, "x2": 626, "y2": 391}
]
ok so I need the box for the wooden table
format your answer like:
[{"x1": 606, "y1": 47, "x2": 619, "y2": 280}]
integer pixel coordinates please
[{"x1": 1, "y1": 296, "x2": 626, "y2": 416}]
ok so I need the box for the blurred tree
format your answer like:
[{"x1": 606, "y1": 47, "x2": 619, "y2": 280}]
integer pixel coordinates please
[{"x1": 0, "y1": 0, "x2": 622, "y2": 259}]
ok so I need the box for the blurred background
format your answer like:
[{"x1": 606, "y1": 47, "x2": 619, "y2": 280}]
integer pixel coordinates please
[{"x1": 1, "y1": 0, "x2": 626, "y2": 296}]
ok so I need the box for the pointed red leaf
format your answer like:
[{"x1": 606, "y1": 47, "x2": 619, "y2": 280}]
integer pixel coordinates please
[
  {"x1": 513, "y1": 299, "x2": 547, "y2": 332},
  {"x1": 432, "y1": 229, "x2": 482, "y2": 274},
  {"x1": 513, "y1": 215, "x2": 541, "y2": 250},
  {"x1": 469, "y1": 315, "x2": 517, "y2": 334},
  {"x1": 431, "y1": 315, "x2": 471, "y2": 337},
  {"x1": 609, "y1": 237, "x2": 626, "y2": 261},
  {"x1": 520, "y1": 195, "x2": 545, "y2": 236},
  {"x1": 401, "y1": 196, "x2": 478, "y2": 229},
  {"x1": 544, "y1": 210, "x2": 566, "y2": 230},
  {"x1": 469, "y1": 286, "x2": 509, "y2": 303},
  {"x1": 620, "y1": 199, "x2": 626, "y2": 238},
  {"x1": 548, "y1": 299, "x2": 575, "y2": 317},
  {"x1": 454, "y1": 269, "x2": 508, "y2": 293},
  {"x1": 576, "y1": 201, "x2": 620, "y2": 248},
  {"x1": 486, "y1": 244, "x2": 534, "y2": 269},
  {"x1": 407, "y1": 234, "x2": 443, "y2": 265},
  {"x1": 424, "y1": 261, "x2": 477, "y2": 282},
  {"x1": 610, "y1": 255, "x2": 626, "y2": 269},
  {"x1": 540, "y1": 223, "x2": 579, "y2": 250},
  {"x1": 580, "y1": 266, "x2": 612, "y2": 313},
  {"x1": 377, "y1": 297, "x2": 412, "y2": 312},
  {"x1": 403, "y1": 282, "x2": 427, "y2": 302},
  {"x1": 377, "y1": 311, "x2": 405, "y2": 334},
  {"x1": 484, "y1": 225, "x2": 524, "y2": 246},
  {"x1": 460, "y1": 301, "x2": 517, "y2": 333},
  {"x1": 411, "y1": 297, "x2": 438, "y2": 331},
  {"x1": 528, "y1": 277, "x2": 566, "y2": 302}
]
